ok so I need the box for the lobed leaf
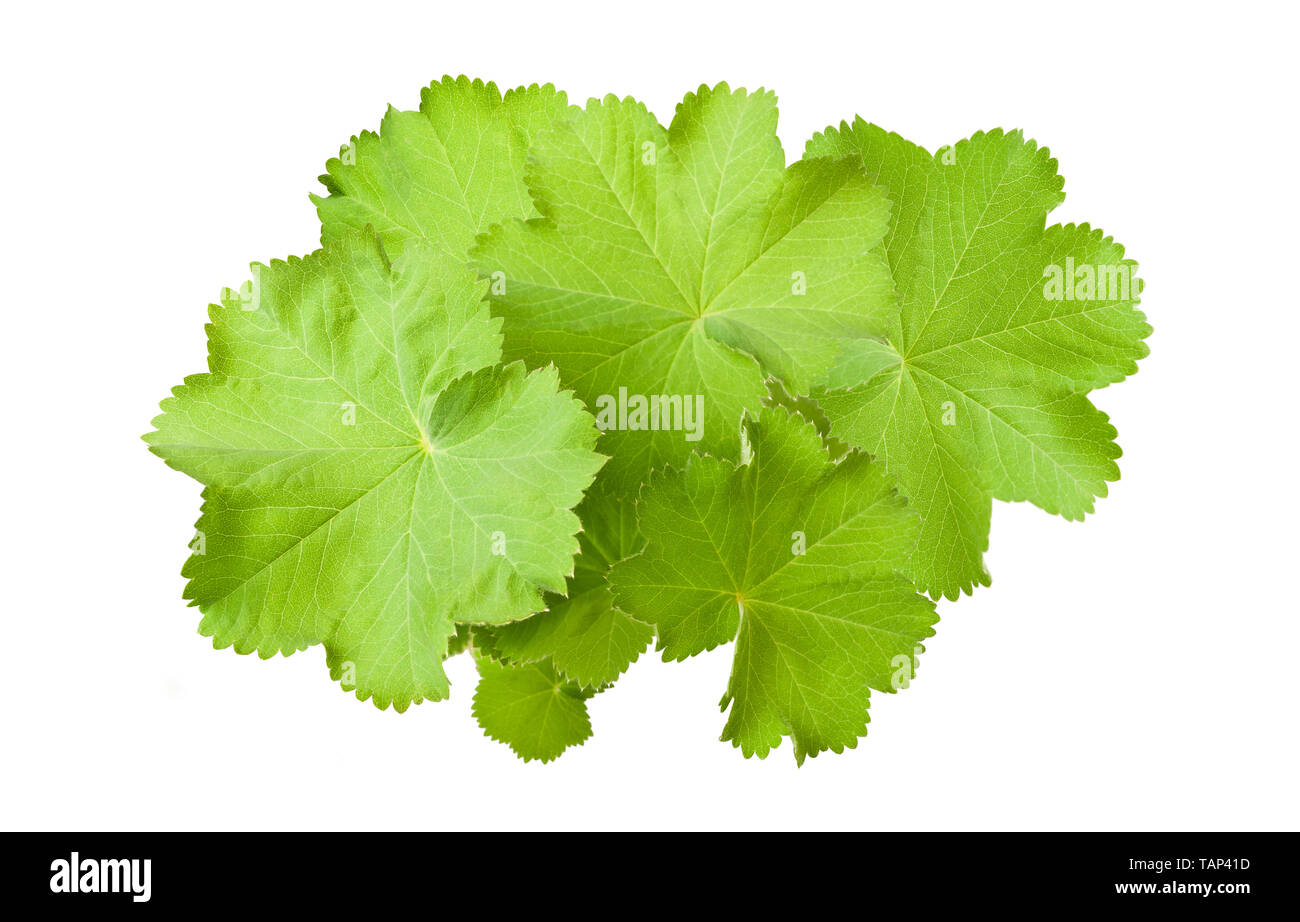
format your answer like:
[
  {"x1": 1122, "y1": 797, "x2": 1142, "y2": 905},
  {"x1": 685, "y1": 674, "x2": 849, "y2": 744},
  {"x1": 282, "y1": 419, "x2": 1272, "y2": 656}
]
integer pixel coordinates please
[
  {"x1": 806, "y1": 123, "x2": 1151, "y2": 599},
  {"x1": 610, "y1": 407, "x2": 937, "y2": 764},
  {"x1": 146, "y1": 233, "x2": 605, "y2": 710}
]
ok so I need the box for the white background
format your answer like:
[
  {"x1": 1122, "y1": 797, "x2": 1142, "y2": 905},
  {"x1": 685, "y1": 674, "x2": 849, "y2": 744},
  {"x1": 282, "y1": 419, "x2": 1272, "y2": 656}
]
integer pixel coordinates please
[{"x1": 2, "y1": 1, "x2": 1296, "y2": 831}]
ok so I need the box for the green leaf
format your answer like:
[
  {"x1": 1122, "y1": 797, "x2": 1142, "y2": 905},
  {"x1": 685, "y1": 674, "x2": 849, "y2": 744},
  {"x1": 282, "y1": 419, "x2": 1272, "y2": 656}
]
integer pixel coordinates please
[
  {"x1": 610, "y1": 407, "x2": 937, "y2": 764},
  {"x1": 145, "y1": 233, "x2": 605, "y2": 711},
  {"x1": 472, "y1": 655, "x2": 594, "y2": 763},
  {"x1": 314, "y1": 76, "x2": 576, "y2": 261},
  {"x1": 478, "y1": 483, "x2": 652, "y2": 688},
  {"x1": 806, "y1": 123, "x2": 1150, "y2": 599},
  {"x1": 471, "y1": 83, "x2": 895, "y2": 498}
]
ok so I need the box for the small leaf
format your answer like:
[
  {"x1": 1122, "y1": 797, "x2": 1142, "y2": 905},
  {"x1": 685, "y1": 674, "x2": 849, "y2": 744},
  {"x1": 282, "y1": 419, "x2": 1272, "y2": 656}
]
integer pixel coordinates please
[
  {"x1": 315, "y1": 76, "x2": 576, "y2": 261},
  {"x1": 472, "y1": 656, "x2": 594, "y2": 763}
]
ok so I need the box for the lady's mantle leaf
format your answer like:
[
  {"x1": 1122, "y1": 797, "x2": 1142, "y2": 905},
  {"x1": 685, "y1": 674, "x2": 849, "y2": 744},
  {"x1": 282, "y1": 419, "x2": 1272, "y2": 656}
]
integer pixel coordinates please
[
  {"x1": 806, "y1": 124, "x2": 1151, "y2": 600},
  {"x1": 145, "y1": 233, "x2": 605, "y2": 711},
  {"x1": 610, "y1": 407, "x2": 937, "y2": 764},
  {"x1": 472, "y1": 83, "x2": 896, "y2": 498},
  {"x1": 472, "y1": 655, "x2": 594, "y2": 763},
  {"x1": 315, "y1": 76, "x2": 576, "y2": 261}
]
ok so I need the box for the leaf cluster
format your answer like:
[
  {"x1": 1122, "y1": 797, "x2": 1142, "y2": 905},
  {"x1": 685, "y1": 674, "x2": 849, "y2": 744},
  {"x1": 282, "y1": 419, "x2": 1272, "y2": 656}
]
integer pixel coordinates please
[{"x1": 148, "y1": 77, "x2": 1148, "y2": 763}]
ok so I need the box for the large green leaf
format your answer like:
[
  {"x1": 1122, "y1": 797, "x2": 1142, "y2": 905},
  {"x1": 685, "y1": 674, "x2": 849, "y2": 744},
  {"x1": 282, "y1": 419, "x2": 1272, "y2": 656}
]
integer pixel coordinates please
[
  {"x1": 806, "y1": 124, "x2": 1150, "y2": 599},
  {"x1": 472, "y1": 83, "x2": 895, "y2": 498},
  {"x1": 145, "y1": 233, "x2": 605, "y2": 710}
]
